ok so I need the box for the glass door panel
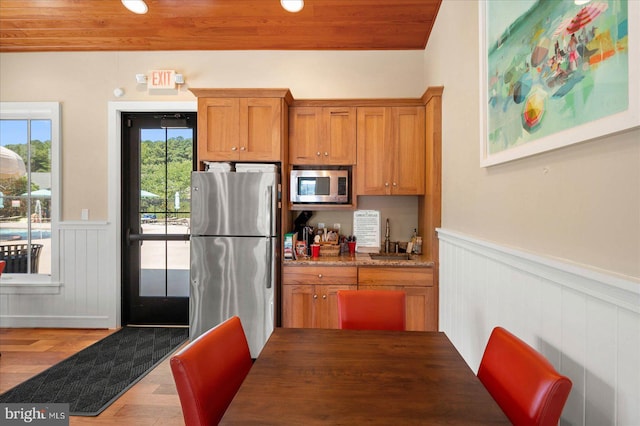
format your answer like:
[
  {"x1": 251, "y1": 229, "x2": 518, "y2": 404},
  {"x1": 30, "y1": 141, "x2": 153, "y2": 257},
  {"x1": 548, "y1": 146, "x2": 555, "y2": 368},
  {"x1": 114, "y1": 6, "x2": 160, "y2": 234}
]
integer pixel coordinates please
[{"x1": 122, "y1": 112, "x2": 195, "y2": 325}]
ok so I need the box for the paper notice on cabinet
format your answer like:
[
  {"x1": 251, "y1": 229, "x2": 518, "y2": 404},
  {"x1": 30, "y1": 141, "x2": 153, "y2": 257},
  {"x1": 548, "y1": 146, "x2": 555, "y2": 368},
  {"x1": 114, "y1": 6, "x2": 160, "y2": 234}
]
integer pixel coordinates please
[{"x1": 353, "y1": 210, "x2": 380, "y2": 253}]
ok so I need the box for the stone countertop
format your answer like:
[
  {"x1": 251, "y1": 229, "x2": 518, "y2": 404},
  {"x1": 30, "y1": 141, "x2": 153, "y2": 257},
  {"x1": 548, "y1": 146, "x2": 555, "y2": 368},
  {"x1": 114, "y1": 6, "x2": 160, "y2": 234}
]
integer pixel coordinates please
[{"x1": 283, "y1": 253, "x2": 434, "y2": 267}]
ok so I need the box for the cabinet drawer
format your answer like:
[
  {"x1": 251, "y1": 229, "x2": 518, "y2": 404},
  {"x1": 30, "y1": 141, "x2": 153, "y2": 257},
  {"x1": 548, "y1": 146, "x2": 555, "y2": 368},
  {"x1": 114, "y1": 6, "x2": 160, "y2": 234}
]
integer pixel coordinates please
[
  {"x1": 283, "y1": 266, "x2": 357, "y2": 285},
  {"x1": 358, "y1": 267, "x2": 433, "y2": 287}
]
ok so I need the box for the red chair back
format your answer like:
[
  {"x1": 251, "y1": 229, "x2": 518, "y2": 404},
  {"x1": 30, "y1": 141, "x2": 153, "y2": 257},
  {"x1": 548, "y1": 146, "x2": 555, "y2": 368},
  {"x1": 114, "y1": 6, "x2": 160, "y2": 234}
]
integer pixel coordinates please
[
  {"x1": 0, "y1": 260, "x2": 5, "y2": 275},
  {"x1": 337, "y1": 290, "x2": 406, "y2": 330},
  {"x1": 478, "y1": 327, "x2": 572, "y2": 426},
  {"x1": 170, "y1": 316, "x2": 252, "y2": 426}
]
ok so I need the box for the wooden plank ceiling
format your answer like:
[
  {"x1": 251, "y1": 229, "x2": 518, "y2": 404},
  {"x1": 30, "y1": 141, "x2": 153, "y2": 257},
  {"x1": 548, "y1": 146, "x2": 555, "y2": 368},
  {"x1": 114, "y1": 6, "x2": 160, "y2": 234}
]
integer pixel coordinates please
[{"x1": 0, "y1": 0, "x2": 442, "y2": 52}]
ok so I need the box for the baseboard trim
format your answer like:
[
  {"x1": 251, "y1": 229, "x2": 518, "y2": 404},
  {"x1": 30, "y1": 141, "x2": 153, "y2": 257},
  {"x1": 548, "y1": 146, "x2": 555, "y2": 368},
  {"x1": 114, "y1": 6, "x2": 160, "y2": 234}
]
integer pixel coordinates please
[{"x1": 0, "y1": 315, "x2": 113, "y2": 329}]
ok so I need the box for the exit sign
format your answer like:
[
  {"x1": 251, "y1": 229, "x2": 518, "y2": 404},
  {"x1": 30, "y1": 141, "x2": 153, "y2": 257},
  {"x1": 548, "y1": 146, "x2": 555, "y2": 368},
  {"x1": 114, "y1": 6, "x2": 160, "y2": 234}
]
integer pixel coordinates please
[{"x1": 148, "y1": 70, "x2": 176, "y2": 89}]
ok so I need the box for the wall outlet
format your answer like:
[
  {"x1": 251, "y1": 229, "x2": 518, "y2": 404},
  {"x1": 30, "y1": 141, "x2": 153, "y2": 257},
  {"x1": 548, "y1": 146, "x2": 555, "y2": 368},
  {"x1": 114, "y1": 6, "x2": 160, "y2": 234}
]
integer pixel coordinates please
[
  {"x1": 333, "y1": 223, "x2": 341, "y2": 231},
  {"x1": 81, "y1": 209, "x2": 89, "y2": 221}
]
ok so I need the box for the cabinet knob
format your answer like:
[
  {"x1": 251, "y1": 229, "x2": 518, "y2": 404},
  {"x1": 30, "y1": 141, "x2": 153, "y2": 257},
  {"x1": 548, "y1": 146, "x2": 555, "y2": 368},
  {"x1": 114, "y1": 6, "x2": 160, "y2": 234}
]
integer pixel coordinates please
[
  {"x1": 240, "y1": 146, "x2": 246, "y2": 151},
  {"x1": 316, "y1": 152, "x2": 321, "y2": 156},
  {"x1": 385, "y1": 182, "x2": 390, "y2": 187},
  {"x1": 317, "y1": 274, "x2": 323, "y2": 278},
  {"x1": 322, "y1": 294, "x2": 327, "y2": 300},
  {"x1": 231, "y1": 146, "x2": 237, "y2": 151},
  {"x1": 393, "y1": 182, "x2": 397, "y2": 187},
  {"x1": 324, "y1": 152, "x2": 328, "y2": 156},
  {"x1": 313, "y1": 294, "x2": 318, "y2": 299}
]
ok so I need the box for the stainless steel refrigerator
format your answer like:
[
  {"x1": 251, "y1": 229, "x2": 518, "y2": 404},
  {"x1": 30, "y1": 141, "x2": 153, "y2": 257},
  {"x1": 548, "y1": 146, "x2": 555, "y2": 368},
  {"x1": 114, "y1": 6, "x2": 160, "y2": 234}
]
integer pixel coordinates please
[{"x1": 190, "y1": 163, "x2": 279, "y2": 358}]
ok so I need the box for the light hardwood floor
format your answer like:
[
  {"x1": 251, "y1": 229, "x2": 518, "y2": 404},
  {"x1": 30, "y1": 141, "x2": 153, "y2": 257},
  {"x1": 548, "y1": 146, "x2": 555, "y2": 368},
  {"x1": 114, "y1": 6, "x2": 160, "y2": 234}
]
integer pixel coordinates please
[{"x1": 0, "y1": 328, "x2": 187, "y2": 425}]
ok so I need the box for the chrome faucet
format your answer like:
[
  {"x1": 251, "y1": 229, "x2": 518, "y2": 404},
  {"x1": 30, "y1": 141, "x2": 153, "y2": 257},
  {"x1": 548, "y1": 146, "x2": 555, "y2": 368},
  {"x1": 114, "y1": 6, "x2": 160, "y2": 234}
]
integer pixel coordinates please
[{"x1": 384, "y1": 218, "x2": 391, "y2": 253}]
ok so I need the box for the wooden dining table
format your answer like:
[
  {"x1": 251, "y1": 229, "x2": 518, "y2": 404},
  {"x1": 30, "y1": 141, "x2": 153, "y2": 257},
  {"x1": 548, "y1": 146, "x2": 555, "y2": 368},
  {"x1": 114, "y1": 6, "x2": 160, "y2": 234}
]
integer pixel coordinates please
[{"x1": 220, "y1": 328, "x2": 510, "y2": 425}]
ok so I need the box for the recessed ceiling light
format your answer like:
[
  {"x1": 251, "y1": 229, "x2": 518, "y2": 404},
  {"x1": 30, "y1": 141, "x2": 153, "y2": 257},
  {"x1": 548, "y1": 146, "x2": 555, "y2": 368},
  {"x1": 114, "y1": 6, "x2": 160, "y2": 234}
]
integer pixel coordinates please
[
  {"x1": 281, "y1": 0, "x2": 304, "y2": 13},
  {"x1": 122, "y1": 0, "x2": 148, "y2": 14}
]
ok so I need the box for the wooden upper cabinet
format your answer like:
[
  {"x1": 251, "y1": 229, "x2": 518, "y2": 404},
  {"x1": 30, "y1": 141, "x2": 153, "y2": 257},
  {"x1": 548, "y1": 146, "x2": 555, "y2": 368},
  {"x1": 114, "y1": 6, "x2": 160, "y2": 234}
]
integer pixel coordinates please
[
  {"x1": 356, "y1": 107, "x2": 388, "y2": 194},
  {"x1": 198, "y1": 97, "x2": 240, "y2": 161},
  {"x1": 289, "y1": 107, "x2": 356, "y2": 165},
  {"x1": 242, "y1": 98, "x2": 282, "y2": 161},
  {"x1": 392, "y1": 107, "x2": 425, "y2": 194},
  {"x1": 356, "y1": 106, "x2": 425, "y2": 195},
  {"x1": 192, "y1": 89, "x2": 291, "y2": 164},
  {"x1": 289, "y1": 107, "x2": 321, "y2": 164},
  {"x1": 198, "y1": 97, "x2": 281, "y2": 162}
]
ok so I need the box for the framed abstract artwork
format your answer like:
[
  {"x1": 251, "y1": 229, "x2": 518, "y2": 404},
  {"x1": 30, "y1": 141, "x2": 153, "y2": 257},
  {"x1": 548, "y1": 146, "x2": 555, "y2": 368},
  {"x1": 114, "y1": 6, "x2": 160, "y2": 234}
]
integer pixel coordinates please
[{"x1": 479, "y1": 0, "x2": 639, "y2": 166}]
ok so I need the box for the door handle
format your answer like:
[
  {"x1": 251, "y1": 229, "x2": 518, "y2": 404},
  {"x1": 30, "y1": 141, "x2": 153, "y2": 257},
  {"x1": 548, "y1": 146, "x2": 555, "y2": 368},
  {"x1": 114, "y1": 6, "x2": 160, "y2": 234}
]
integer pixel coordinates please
[
  {"x1": 266, "y1": 186, "x2": 273, "y2": 235},
  {"x1": 127, "y1": 227, "x2": 144, "y2": 245},
  {"x1": 130, "y1": 232, "x2": 190, "y2": 242},
  {"x1": 266, "y1": 238, "x2": 272, "y2": 289},
  {"x1": 126, "y1": 228, "x2": 137, "y2": 246}
]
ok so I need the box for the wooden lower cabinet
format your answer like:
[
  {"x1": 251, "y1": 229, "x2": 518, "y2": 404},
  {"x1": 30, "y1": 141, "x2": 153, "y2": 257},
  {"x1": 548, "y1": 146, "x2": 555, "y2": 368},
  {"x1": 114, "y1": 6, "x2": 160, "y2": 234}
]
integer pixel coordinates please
[
  {"x1": 358, "y1": 267, "x2": 436, "y2": 331},
  {"x1": 282, "y1": 284, "x2": 356, "y2": 329},
  {"x1": 282, "y1": 265, "x2": 436, "y2": 331},
  {"x1": 282, "y1": 266, "x2": 357, "y2": 329}
]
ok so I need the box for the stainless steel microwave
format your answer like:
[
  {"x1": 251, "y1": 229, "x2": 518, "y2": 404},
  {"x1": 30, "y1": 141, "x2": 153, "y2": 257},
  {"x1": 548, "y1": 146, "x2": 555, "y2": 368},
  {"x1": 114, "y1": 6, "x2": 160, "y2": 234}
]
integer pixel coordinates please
[{"x1": 290, "y1": 169, "x2": 349, "y2": 204}]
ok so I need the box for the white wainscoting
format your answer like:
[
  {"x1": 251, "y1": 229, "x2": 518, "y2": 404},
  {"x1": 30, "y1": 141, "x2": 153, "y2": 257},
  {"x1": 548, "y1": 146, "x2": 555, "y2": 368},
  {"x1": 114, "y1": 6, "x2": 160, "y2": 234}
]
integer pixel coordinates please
[
  {"x1": 0, "y1": 222, "x2": 117, "y2": 329},
  {"x1": 438, "y1": 228, "x2": 640, "y2": 426}
]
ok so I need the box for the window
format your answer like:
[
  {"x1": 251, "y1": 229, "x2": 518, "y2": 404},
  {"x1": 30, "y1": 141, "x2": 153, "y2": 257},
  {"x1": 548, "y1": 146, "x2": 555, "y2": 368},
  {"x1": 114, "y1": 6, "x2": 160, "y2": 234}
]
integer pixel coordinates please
[{"x1": 0, "y1": 102, "x2": 59, "y2": 281}]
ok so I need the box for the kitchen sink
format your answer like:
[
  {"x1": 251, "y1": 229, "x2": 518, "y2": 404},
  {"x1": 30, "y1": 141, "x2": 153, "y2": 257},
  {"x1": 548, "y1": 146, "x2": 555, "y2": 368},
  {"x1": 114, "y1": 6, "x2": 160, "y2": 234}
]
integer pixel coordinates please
[{"x1": 369, "y1": 253, "x2": 411, "y2": 261}]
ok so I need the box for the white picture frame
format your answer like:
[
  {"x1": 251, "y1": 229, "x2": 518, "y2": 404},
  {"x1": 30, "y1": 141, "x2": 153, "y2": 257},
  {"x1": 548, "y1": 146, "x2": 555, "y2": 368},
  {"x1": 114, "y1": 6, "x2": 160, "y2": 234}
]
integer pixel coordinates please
[{"x1": 479, "y1": 0, "x2": 640, "y2": 167}]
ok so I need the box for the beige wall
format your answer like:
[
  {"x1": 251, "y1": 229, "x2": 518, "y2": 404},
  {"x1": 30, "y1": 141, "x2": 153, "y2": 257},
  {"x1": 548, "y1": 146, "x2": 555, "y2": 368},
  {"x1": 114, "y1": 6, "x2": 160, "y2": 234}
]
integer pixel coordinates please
[
  {"x1": 3, "y1": 7, "x2": 638, "y2": 280},
  {"x1": 0, "y1": 50, "x2": 425, "y2": 222},
  {"x1": 424, "y1": 0, "x2": 640, "y2": 279}
]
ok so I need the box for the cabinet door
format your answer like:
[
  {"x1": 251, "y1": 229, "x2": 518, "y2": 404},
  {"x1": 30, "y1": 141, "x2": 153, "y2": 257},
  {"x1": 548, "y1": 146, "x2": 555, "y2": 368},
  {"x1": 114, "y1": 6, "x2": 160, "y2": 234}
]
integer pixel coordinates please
[
  {"x1": 356, "y1": 107, "x2": 391, "y2": 195},
  {"x1": 282, "y1": 284, "x2": 315, "y2": 328},
  {"x1": 283, "y1": 267, "x2": 357, "y2": 329},
  {"x1": 315, "y1": 284, "x2": 357, "y2": 329},
  {"x1": 289, "y1": 107, "x2": 323, "y2": 164},
  {"x1": 197, "y1": 97, "x2": 240, "y2": 161},
  {"x1": 391, "y1": 107, "x2": 425, "y2": 195},
  {"x1": 356, "y1": 284, "x2": 434, "y2": 331},
  {"x1": 323, "y1": 107, "x2": 356, "y2": 165},
  {"x1": 289, "y1": 107, "x2": 356, "y2": 165},
  {"x1": 358, "y1": 267, "x2": 435, "y2": 331},
  {"x1": 403, "y1": 286, "x2": 435, "y2": 331},
  {"x1": 240, "y1": 98, "x2": 282, "y2": 161}
]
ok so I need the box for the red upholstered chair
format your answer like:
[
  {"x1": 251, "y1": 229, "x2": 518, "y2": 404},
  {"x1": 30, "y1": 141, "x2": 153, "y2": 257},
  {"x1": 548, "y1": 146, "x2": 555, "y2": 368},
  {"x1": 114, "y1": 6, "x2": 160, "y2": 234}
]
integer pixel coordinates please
[
  {"x1": 337, "y1": 290, "x2": 406, "y2": 331},
  {"x1": 170, "y1": 316, "x2": 253, "y2": 426},
  {"x1": 478, "y1": 327, "x2": 573, "y2": 426}
]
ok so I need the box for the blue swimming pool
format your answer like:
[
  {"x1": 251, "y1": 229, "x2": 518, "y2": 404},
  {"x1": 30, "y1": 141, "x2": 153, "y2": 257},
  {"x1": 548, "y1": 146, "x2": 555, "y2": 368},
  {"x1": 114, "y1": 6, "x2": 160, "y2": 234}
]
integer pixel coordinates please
[{"x1": 0, "y1": 228, "x2": 51, "y2": 241}]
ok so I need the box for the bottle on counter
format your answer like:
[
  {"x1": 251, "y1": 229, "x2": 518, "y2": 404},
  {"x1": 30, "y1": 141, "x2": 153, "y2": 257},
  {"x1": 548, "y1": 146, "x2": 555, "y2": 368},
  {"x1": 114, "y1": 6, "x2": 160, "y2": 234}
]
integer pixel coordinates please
[{"x1": 413, "y1": 236, "x2": 422, "y2": 255}]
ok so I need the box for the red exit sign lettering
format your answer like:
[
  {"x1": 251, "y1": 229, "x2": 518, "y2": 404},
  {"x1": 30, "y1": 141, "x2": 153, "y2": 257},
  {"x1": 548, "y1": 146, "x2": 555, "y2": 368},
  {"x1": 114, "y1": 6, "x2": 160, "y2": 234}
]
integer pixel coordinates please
[{"x1": 148, "y1": 70, "x2": 176, "y2": 89}]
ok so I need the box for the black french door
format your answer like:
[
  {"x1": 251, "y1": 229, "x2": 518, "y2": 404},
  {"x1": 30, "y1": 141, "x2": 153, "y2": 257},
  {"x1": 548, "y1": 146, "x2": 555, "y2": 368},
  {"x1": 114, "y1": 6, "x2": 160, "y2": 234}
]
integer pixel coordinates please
[{"x1": 121, "y1": 112, "x2": 196, "y2": 325}]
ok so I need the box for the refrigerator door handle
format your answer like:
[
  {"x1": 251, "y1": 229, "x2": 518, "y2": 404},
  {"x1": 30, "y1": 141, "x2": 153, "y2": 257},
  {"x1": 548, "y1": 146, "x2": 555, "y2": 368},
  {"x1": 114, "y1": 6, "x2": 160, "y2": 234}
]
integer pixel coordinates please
[
  {"x1": 265, "y1": 239, "x2": 272, "y2": 289},
  {"x1": 266, "y1": 185, "x2": 273, "y2": 236}
]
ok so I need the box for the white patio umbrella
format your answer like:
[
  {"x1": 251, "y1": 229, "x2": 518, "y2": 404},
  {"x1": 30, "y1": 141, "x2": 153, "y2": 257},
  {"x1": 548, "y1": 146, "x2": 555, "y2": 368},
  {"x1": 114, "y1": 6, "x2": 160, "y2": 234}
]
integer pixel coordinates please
[
  {"x1": 141, "y1": 189, "x2": 159, "y2": 198},
  {"x1": 21, "y1": 188, "x2": 51, "y2": 197},
  {"x1": 0, "y1": 146, "x2": 27, "y2": 178}
]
